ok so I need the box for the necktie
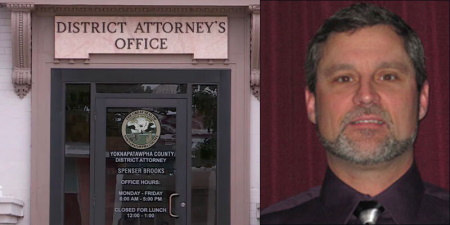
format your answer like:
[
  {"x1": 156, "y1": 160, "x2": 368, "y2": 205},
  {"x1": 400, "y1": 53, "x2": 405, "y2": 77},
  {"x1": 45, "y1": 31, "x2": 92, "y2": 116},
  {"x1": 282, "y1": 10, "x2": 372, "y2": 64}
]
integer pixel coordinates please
[{"x1": 353, "y1": 200, "x2": 385, "y2": 225}]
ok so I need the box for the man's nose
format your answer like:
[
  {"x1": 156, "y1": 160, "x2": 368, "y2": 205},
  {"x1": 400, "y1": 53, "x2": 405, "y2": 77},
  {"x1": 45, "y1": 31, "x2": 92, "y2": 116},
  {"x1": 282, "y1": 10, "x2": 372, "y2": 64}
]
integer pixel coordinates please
[{"x1": 352, "y1": 80, "x2": 380, "y2": 106}]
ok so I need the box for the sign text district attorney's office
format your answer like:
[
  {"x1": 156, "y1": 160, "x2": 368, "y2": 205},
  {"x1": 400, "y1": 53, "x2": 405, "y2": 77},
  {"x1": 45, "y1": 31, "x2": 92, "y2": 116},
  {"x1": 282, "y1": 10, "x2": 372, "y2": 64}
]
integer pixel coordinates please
[{"x1": 55, "y1": 16, "x2": 228, "y2": 59}]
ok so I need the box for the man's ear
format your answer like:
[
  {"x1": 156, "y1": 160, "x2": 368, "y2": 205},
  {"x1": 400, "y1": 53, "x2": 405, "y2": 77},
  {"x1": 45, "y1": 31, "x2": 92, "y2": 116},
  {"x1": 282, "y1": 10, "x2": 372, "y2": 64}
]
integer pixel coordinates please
[
  {"x1": 305, "y1": 88, "x2": 317, "y2": 124},
  {"x1": 418, "y1": 80, "x2": 429, "y2": 120}
]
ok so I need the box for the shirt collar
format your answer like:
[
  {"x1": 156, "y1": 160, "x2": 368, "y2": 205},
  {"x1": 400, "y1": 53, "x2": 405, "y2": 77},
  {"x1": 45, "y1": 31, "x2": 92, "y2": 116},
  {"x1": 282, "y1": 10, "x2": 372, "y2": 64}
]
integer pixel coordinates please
[
  {"x1": 319, "y1": 163, "x2": 424, "y2": 224},
  {"x1": 320, "y1": 167, "x2": 368, "y2": 224},
  {"x1": 374, "y1": 163, "x2": 424, "y2": 224}
]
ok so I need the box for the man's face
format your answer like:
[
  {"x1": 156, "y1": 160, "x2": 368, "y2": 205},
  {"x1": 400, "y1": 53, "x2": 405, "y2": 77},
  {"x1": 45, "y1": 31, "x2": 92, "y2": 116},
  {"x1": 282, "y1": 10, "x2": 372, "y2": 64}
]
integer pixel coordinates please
[{"x1": 305, "y1": 25, "x2": 429, "y2": 165}]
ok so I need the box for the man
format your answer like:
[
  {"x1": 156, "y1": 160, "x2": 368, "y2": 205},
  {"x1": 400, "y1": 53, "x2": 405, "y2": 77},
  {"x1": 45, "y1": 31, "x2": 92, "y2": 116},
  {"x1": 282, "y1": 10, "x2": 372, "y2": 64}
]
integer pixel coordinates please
[{"x1": 261, "y1": 3, "x2": 449, "y2": 224}]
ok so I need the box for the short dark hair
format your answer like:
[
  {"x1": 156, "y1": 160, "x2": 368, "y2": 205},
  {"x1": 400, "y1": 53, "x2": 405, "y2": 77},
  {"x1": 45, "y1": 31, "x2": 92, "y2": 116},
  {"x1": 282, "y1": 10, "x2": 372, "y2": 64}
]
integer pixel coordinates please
[{"x1": 305, "y1": 3, "x2": 426, "y2": 93}]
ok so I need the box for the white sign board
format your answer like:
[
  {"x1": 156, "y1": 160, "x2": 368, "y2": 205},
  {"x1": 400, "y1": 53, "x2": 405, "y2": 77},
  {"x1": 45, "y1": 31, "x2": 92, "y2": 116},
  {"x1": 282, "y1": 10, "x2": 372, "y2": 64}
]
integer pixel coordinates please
[{"x1": 55, "y1": 16, "x2": 228, "y2": 59}]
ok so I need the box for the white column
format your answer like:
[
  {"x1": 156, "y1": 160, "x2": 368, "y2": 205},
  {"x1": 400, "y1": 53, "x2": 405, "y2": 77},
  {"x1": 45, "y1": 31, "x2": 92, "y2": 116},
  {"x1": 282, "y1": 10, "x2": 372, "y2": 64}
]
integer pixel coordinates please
[
  {"x1": 249, "y1": 4, "x2": 261, "y2": 225},
  {"x1": 249, "y1": 94, "x2": 260, "y2": 225},
  {"x1": 0, "y1": 7, "x2": 30, "y2": 225}
]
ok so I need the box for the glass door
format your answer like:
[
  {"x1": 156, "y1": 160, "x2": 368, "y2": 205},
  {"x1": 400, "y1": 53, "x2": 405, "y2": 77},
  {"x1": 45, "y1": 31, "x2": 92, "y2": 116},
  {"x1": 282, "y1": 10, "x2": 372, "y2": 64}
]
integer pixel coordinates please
[
  {"x1": 50, "y1": 69, "x2": 231, "y2": 225},
  {"x1": 95, "y1": 98, "x2": 187, "y2": 225}
]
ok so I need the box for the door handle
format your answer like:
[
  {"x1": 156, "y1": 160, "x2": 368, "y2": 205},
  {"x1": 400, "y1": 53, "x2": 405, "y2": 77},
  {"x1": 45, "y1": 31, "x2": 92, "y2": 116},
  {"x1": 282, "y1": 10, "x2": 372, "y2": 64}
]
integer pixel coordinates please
[{"x1": 169, "y1": 193, "x2": 180, "y2": 218}]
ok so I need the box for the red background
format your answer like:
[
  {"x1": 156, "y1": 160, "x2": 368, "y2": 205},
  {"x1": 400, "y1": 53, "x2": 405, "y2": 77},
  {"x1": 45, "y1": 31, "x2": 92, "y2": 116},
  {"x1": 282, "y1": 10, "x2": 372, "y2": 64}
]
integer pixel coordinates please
[{"x1": 261, "y1": 1, "x2": 449, "y2": 209}]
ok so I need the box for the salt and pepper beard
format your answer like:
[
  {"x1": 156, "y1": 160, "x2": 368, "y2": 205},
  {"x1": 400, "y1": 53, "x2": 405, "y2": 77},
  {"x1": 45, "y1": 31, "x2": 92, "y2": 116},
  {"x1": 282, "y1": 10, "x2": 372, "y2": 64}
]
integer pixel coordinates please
[{"x1": 317, "y1": 106, "x2": 417, "y2": 165}]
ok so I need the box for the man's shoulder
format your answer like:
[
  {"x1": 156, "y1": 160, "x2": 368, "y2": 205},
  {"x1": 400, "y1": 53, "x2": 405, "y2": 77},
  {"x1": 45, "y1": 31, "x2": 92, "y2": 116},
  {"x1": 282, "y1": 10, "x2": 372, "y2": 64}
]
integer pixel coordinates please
[
  {"x1": 418, "y1": 182, "x2": 450, "y2": 223},
  {"x1": 260, "y1": 186, "x2": 322, "y2": 224},
  {"x1": 423, "y1": 182, "x2": 449, "y2": 201}
]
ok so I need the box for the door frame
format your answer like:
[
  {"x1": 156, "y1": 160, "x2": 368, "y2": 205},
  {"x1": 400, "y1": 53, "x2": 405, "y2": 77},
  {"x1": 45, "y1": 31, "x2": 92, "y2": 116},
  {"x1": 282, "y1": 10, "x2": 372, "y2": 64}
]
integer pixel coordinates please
[{"x1": 50, "y1": 69, "x2": 231, "y2": 225}]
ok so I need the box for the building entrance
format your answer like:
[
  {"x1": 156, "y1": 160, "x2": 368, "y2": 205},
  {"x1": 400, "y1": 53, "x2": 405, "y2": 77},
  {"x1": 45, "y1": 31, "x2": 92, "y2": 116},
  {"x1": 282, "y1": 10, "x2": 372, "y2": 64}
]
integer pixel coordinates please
[
  {"x1": 50, "y1": 69, "x2": 230, "y2": 225},
  {"x1": 96, "y1": 98, "x2": 187, "y2": 225}
]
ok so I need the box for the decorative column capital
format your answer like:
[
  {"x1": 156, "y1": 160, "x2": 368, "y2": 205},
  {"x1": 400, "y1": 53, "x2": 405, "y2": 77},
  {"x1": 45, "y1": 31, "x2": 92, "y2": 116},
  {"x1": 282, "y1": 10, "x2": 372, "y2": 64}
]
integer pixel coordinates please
[
  {"x1": 249, "y1": 4, "x2": 260, "y2": 101},
  {"x1": 8, "y1": 3, "x2": 34, "y2": 98}
]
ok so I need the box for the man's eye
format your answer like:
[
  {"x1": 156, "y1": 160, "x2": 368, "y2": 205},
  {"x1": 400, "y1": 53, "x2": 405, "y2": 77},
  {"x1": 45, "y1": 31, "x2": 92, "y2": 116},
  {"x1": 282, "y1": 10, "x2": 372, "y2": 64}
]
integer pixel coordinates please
[
  {"x1": 380, "y1": 74, "x2": 397, "y2": 81},
  {"x1": 336, "y1": 76, "x2": 353, "y2": 83}
]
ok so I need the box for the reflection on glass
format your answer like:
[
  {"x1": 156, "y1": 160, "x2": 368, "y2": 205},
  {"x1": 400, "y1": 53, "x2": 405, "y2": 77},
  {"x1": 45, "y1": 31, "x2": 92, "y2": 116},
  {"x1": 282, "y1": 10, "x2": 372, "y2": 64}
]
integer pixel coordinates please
[
  {"x1": 97, "y1": 84, "x2": 187, "y2": 94},
  {"x1": 64, "y1": 84, "x2": 90, "y2": 225},
  {"x1": 106, "y1": 107, "x2": 177, "y2": 225},
  {"x1": 191, "y1": 85, "x2": 218, "y2": 225}
]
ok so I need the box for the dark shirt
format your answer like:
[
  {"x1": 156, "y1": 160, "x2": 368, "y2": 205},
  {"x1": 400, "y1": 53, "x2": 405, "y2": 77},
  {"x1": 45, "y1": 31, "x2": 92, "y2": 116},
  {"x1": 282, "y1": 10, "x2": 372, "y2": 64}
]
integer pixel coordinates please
[{"x1": 261, "y1": 164, "x2": 449, "y2": 224}]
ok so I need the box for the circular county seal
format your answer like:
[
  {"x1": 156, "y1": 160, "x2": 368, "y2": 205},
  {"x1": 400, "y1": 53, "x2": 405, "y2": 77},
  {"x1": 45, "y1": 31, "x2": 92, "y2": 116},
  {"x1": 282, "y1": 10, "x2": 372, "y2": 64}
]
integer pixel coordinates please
[{"x1": 121, "y1": 110, "x2": 161, "y2": 149}]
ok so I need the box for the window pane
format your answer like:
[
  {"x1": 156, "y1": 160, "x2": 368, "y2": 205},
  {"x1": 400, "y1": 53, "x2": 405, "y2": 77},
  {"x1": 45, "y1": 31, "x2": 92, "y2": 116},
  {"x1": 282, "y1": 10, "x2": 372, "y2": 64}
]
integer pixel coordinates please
[
  {"x1": 65, "y1": 84, "x2": 90, "y2": 225},
  {"x1": 105, "y1": 107, "x2": 178, "y2": 225},
  {"x1": 96, "y1": 84, "x2": 186, "y2": 94},
  {"x1": 191, "y1": 85, "x2": 217, "y2": 225}
]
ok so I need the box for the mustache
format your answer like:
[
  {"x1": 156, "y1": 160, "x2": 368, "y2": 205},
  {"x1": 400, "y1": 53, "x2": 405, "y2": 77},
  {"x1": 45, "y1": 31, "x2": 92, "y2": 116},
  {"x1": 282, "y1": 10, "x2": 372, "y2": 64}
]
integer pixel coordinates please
[{"x1": 340, "y1": 106, "x2": 392, "y2": 131}]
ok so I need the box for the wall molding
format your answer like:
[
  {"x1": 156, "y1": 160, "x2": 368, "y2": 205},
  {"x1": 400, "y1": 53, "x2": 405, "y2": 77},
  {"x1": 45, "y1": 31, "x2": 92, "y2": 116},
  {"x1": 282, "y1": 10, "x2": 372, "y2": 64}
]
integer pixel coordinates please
[
  {"x1": 35, "y1": 5, "x2": 247, "y2": 16},
  {"x1": 7, "y1": 3, "x2": 34, "y2": 98}
]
